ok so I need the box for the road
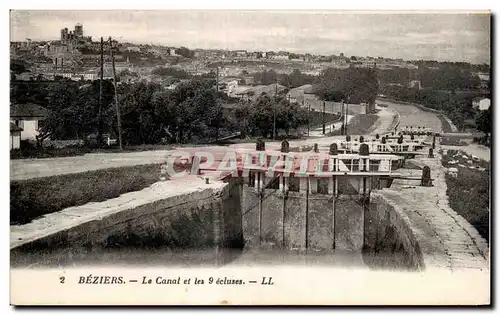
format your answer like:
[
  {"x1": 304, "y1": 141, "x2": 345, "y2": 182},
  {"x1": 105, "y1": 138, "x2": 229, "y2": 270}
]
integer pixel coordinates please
[{"x1": 377, "y1": 99, "x2": 442, "y2": 132}]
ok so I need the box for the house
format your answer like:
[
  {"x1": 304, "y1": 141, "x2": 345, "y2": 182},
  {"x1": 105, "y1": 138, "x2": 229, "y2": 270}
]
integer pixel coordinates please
[
  {"x1": 10, "y1": 123, "x2": 23, "y2": 150},
  {"x1": 409, "y1": 80, "x2": 422, "y2": 90},
  {"x1": 286, "y1": 84, "x2": 314, "y2": 103},
  {"x1": 10, "y1": 103, "x2": 50, "y2": 141},
  {"x1": 16, "y1": 72, "x2": 35, "y2": 81},
  {"x1": 472, "y1": 97, "x2": 491, "y2": 111}
]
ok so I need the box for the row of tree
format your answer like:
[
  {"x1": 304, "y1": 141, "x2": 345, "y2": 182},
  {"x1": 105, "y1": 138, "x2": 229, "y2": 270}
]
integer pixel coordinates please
[
  {"x1": 150, "y1": 66, "x2": 191, "y2": 79},
  {"x1": 251, "y1": 69, "x2": 317, "y2": 87},
  {"x1": 314, "y1": 67, "x2": 379, "y2": 104},
  {"x1": 377, "y1": 64, "x2": 486, "y2": 91},
  {"x1": 232, "y1": 94, "x2": 308, "y2": 139},
  {"x1": 11, "y1": 76, "x2": 312, "y2": 146}
]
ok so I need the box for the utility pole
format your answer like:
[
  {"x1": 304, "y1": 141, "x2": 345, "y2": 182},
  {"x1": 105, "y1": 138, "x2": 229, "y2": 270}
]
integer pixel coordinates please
[
  {"x1": 273, "y1": 79, "x2": 278, "y2": 140},
  {"x1": 109, "y1": 36, "x2": 123, "y2": 151},
  {"x1": 302, "y1": 100, "x2": 310, "y2": 137},
  {"x1": 305, "y1": 100, "x2": 310, "y2": 137},
  {"x1": 216, "y1": 67, "x2": 219, "y2": 92},
  {"x1": 345, "y1": 98, "x2": 349, "y2": 136},
  {"x1": 215, "y1": 67, "x2": 219, "y2": 141},
  {"x1": 322, "y1": 101, "x2": 326, "y2": 135},
  {"x1": 97, "y1": 36, "x2": 104, "y2": 146},
  {"x1": 331, "y1": 101, "x2": 334, "y2": 133},
  {"x1": 341, "y1": 99, "x2": 345, "y2": 135}
]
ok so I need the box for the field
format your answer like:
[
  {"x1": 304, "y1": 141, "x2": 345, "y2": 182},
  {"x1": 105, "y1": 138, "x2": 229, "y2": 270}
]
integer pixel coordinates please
[{"x1": 438, "y1": 115, "x2": 453, "y2": 133}]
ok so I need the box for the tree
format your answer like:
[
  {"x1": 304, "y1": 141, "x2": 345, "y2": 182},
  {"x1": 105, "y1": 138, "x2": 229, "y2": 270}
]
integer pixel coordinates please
[
  {"x1": 276, "y1": 99, "x2": 308, "y2": 136},
  {"x1": 119, "y1": 81, "x2": 162, "y2": 145},
  {"x1": 40, "y1": 80, "x2": 99, "y2": 144},
  {"x1": 234, "y1": 101, "x2": 252, "y2": 138},
  {"x1": 151, "y1": 66, "x2": 190, "y2": 79},
  {"x1": 253, "y1": 69, "x2": 278, "y2": 85},
  {"x1": 249, "y1": 94, "x2": 275, "y2": 137},
  {"x1": 118, "y1": 69, "x2": 139, "y2": 78},
  {"x1": 10, "y1": 59, "x2": 28, "y2": 74},
  {"x1": 314, "y1": 67, "x2": 378, "y2": 104},
  {"x1": 475, "y1": 107, "x2": 492, "y2": 137},
  {"x1": 278, "y1": 69, "x2": 316, "y2": 88},
  {"x1": 175, "y1": 47, "x2": 195, "y2": 58}
]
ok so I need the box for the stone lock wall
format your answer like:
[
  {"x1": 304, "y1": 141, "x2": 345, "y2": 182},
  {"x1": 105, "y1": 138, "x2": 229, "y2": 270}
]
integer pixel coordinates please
[
  {"x1": 364, "y1": 193, "x2": 424, "y2": 270},
  {"x1": 11, "y1": 181, "x2": 244, "y2": 254}
]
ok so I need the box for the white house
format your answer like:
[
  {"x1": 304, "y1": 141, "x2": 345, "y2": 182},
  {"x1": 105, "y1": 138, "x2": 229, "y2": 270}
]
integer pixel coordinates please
[
  {"x1": 472, "y1": 97, "x2": 491, "y2": 111},
  {"x1": 10, "y1": 122, "x2": 22, "y2": 150},
  {"x1": 10, "y1": 103, "x2": 50, "y2": 141},
  {"x1": 409, "y1": 80, "x2": 422, "y2": 90},
  {"x1": 126, "y1": 46, "x2": 141, "y2": 52}
]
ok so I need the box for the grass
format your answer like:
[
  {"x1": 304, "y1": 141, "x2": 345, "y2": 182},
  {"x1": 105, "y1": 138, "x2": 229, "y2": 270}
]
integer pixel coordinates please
[
  {"x1": 324, "y1": 114, "x2": 379, "y2": 137},
  {"x1": 438, "y1": 115, "x2": 453, "y2": 133},
  {"x1": 441, "y1": 149, "x2": 490, "y2": 242},
  {"x1": 345, "y1": 114, "x2": 379, "y2": 135},
  {"x1": 10, "y1": 163, "x2": 170, "y2": 225},
  {"x1": 440, "y1": 136, "x2": 468, "y2": 146},
  {"x1": 308, "y1": 112, "x2": 341, "y2": 129}
]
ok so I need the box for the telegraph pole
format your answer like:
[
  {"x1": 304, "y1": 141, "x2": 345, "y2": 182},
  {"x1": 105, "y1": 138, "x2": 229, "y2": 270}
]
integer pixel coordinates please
[
  {"x1": 97, "y1": 36, "x2": 104, "y2": 146},
  {"x1": 109, "y1": 36, "x2": 123, "y2": 151},
  {"x1": 273, "y1": 79, "x2": 278, "y2": 140},
  {"x1": 322, "y1": 101, "x2": 326, "y2": 135},
  {"x1": 345, "y1": 98, "x2": 349, "y2": 136},
  {"x1": 305, "y1": 100, "x2": 310, "y2": 137},
  {"x1": 341, "y1": 99, "x2": 345, "y2": 135},
  {"x1": 331, "y1": 101, "x2": 334, "y2": 133},
  {"x1": 216, "y1": 67, "x2": 219, "y2": 92}
]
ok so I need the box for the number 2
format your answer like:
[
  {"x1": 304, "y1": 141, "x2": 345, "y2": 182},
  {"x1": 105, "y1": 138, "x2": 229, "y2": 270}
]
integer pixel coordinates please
[{"x1": 59, "y1": 276, "x2": 65, "y2": 284}]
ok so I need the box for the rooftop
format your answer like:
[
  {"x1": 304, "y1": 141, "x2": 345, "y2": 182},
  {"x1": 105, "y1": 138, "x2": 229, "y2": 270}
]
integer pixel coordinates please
[{"x1": 10, "y1": 122, "x2": 23, "y2": 132}]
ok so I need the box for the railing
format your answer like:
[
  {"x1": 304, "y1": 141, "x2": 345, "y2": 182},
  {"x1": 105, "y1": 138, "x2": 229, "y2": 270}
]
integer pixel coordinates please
[{"x1": 338, "y1": 142, "x2": 422, "y2": 153}]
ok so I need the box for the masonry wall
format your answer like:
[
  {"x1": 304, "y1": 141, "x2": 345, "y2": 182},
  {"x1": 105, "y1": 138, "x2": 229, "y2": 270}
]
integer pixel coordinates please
[
  {"x1": 307, "y1": 196, "x2": 333, "y2": 250},
  {"x1": 261, "y1": 189, "x2": 284, "y2": 248},
  {"x1": 335, "y1": 197, "x2": 365, "y2": 251},
  {"x1": 284, "y1": 192, "x2": 307, "y2": 250},
  {"x1": 11, "y1": 182, "x2": 243, "y2": 254},
  {"x1": 364, "y1": 193, "x2": 424, "y2": 270}
]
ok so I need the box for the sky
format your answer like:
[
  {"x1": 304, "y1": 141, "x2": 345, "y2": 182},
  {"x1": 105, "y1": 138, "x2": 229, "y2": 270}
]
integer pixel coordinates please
[{"x1": 10, "y1": 10, "x2": 491, "y2": 64}]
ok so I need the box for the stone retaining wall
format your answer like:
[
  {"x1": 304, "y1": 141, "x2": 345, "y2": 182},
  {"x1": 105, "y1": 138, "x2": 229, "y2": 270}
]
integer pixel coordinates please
[
  {"x1": 11, "y1": 177, "x2": 243, "y2": 254},
  {"x1": 365, "y1": 193, "x2": 425, "y2": 270}
]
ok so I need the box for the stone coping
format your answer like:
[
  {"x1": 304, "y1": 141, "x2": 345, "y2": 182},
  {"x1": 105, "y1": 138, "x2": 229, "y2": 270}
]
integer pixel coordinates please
[
  {"x1": 372, "y1": 146, "x2": 489, "y2": 271},
  {"x1": 10, "y1": 175, "x2": 227, "y2": 250}
]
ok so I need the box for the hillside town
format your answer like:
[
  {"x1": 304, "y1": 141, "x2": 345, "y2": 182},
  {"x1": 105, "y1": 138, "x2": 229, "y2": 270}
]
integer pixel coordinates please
[{"x1": 11, "y1": 23, "x2": 491, "y2": 99}]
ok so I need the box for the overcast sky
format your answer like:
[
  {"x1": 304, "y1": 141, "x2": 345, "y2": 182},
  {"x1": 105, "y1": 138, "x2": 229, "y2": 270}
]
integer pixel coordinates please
[{"x1": 10, "y1": 10, "x2": 491, "y2": 64}]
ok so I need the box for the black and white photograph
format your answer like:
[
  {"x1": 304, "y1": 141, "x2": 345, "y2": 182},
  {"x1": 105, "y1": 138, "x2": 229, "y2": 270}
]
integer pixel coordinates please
[{"x1": 8, "y1": 9, "x2": 491, "y2": 306}]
